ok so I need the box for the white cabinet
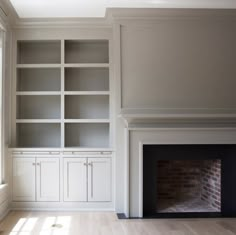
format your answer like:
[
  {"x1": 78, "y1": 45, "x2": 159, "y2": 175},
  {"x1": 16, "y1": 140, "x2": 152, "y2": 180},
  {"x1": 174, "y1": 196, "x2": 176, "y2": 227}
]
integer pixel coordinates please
[
  {"x1": 13, "y1": 157, "x2": 60, "y2": 202},
  {"x1": 36, "y1": 158, "x2": 60, "y2": 202},
  {"x1": 13, "y1": 158, "x2": 36, "y2": 201},
  {"x1": 88, "y1": 158, "x2": 111, "y2": 202},
  {"x1": 63, "y1": 158, "x2": 87, "y2": 202},
  {"x1": 64, "y1": 157, "x2": 111, "y2": 202}
]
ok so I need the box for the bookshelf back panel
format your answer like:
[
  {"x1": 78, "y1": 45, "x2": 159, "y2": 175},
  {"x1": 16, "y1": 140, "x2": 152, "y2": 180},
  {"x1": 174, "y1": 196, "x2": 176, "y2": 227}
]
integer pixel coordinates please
[
  {"x1": 65, "y1": 68, "x2": 109, "y2": 91},
  {"x1": 65, "y1": 40, "x2": 109, "y2": 63},
  {"x1": 16, "y1": 123, "x2": 61, "y2": 147},
  {"x1": 17, "y1": 40, "x2": 61, "y2": 64},
  {"x1": 17, "y1": 68, "x2": 61, "y2": 91},
  {"x1": 65, "y1": 95, "x2": 109, "y2": 119},
  {"x1": 17, "y1": 95, "x2": 61, "y2": 119},
  {"x1": 65, "y1": 123, "x2": 109, "y2": 148}
]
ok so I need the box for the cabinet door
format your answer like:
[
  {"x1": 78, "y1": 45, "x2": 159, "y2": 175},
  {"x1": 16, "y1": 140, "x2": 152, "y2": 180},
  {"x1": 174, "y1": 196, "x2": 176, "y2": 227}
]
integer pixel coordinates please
[
  {"x1": 13, "y1": 157, "x2": 36, "y2": 202},
  {"x1": 36, "y1": 157, "x2": 60, "y2": 202},
  {"x1": 88, "y1": 158, "x2": 111, "y2": 202},
  {"x1": 64, "y1": 158, "x2": 87, "y2": 202}
]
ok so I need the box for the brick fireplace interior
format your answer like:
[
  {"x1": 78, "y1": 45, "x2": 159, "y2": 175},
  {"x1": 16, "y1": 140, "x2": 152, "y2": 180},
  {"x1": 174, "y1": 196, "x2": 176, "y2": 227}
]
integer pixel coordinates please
[
  {"x1": 143, "y1": 145, "x2": 236, "y2": 218},
  {"x1": 157, "y1": 159, "x2": 221, "y2": 213}
]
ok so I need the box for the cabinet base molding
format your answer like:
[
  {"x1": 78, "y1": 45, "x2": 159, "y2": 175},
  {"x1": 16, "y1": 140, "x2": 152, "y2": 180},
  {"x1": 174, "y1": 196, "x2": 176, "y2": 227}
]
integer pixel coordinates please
[{"x1": 11, "y1": 202, "x2": 114, "y2": 211}]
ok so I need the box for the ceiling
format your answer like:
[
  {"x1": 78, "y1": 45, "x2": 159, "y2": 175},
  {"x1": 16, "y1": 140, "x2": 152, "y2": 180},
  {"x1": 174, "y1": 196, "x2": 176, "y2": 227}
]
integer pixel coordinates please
[{"x1": 9, "y1": 0, "x2": 236, "y2": 18}]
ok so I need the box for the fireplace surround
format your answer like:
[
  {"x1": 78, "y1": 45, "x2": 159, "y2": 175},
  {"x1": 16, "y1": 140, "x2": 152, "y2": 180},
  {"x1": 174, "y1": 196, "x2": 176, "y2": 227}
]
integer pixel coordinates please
[
  {"x1": 120, "y1": 110, "x2": 236, "y2": 218},
  {"x1": 143, "y1": 144, "x2": 236, "y2": 218}
]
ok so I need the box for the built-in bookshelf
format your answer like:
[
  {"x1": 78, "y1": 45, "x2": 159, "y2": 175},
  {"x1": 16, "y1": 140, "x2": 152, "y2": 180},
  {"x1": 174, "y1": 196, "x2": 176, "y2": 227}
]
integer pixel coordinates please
[{"x1": 15, "y1": 40, "x2": 110, "y2": 148}]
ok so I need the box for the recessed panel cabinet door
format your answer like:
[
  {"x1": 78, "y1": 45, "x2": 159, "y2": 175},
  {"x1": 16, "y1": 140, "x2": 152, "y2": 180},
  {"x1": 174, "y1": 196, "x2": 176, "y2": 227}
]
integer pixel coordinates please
[
  {"x1": 88, "y1": 158, "x2": 111, "y2": 202},
  {"x1": 64, "y1": 158, "x2": 87, "y2": 202},
  {"x1": 36, "y1": 158, "x2": 60, "y2": 202},
  {"x1": 13, "y1": 157, "x2": 36, "y2": 202}
]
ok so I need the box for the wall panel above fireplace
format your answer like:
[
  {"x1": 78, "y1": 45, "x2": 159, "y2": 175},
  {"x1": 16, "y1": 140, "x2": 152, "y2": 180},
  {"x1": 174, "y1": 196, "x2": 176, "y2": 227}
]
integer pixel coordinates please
[{"x1": 120, "y1": 11, "x2": 236, "y2": 111}]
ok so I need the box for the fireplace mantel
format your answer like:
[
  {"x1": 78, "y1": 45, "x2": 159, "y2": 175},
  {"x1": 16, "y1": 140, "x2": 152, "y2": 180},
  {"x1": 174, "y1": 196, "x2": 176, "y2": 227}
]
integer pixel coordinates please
[{"x1": 119, "y1": 108, "x2": 236, "y2": 127}]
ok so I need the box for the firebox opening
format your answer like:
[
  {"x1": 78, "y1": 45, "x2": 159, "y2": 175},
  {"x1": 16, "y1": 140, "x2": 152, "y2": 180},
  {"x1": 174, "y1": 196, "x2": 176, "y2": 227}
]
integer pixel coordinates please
[{"x1": 157, "y1": 159, "x2": 221, "y2": 213}]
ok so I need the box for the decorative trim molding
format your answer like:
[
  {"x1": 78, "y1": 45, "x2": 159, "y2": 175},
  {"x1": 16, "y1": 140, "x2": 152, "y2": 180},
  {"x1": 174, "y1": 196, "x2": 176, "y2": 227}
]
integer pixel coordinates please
[
  {"x1": 127, "y1": 127, "x2": 236, "y2": 217},
  {"x1": 120, "y1": 108, "x2": 236, "y2": 127},
  {"x1": 107, "y1": 8, "x2": 236, "y2": 21},
  {"x1": 13, "y1": 18, "x2": 112, "y2": 29},
  {"x1": 4, "y1": 6, "x2": 236, "y2": 29}
]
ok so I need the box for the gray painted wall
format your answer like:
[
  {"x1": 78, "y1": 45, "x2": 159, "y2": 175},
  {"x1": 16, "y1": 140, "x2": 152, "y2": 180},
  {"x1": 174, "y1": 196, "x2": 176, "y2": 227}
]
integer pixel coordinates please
[{"x1": 120, "y1": 16, "x2": 236, "y2": 109}]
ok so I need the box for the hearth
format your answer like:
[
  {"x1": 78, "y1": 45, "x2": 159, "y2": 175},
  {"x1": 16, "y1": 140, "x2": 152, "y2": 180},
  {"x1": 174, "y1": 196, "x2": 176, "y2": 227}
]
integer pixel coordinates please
[{"x1": 143, "y1": 145, "x2": 236, "y2": 218}]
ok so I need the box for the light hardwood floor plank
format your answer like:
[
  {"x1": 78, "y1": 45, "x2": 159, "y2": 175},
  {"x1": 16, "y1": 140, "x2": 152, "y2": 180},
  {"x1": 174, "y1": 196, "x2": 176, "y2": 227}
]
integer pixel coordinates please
[{"x1": 1, "y1": 211, "x2": 236, "y2": 235}]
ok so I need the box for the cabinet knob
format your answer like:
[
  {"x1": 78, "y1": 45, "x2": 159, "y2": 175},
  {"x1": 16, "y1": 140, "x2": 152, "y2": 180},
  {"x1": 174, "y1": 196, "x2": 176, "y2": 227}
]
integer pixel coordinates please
[{"x1": 32, "y1": 163, "x2": 36, "y2": 166}]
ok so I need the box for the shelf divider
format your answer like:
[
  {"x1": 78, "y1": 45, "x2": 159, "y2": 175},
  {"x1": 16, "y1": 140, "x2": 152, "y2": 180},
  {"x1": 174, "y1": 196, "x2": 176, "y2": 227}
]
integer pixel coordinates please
[
  {"x1": 16, "y1": 119, "x2": 61, "y2": 123},
  {"x1": 64, "y1": 91, "x2": 110, "y2": 95},
  {"x1": 61, "y1": 39, "x2": 65, "y2": 148},
  {"x1": 64, "y1": 119, "x2": 110, "y2": 123},
  {"x1": 64, "y1": 63, "x2": 109, "y2": 68},
  {"x1": 17, "y1": 64, "x2": 61, "y2": 68},
  {"x1": 16, "y1": 91, "x2": 61, "y2": 96}
]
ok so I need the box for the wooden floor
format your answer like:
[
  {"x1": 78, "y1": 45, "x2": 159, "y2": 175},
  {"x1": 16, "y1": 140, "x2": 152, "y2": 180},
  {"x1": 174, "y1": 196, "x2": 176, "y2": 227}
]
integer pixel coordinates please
[{"x1": 1, "y1": 211, "x2": 236, "y2": 235}]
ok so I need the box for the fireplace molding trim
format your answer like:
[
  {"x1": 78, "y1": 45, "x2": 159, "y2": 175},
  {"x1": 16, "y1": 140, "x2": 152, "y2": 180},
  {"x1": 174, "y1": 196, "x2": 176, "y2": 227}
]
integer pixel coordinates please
[
  {"x1": 121, "y1": 113, "x2": 236, "y2": 217},
  {"x1": 120, "y1": 108, "x2": 236, "y2": 127},
  {"x1": 137, "y1": 129, "x2": 236, "y2": 218}
]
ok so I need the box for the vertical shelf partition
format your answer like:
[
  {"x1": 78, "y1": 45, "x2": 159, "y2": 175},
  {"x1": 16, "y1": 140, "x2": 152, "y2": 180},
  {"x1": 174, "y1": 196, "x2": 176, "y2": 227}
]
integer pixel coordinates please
[{"x1": 15, "y1": 39, "x2": 110, "y2": 149}]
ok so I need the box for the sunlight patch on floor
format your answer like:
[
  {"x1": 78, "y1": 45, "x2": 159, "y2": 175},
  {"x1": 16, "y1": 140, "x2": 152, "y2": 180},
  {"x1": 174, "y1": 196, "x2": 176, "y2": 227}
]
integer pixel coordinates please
[
  {"x1": 7, "y1": 216, "x2": 71, "y2": 235},
  {"x1": 9, "y1": 218, "x2": 38, "y2": 235}
]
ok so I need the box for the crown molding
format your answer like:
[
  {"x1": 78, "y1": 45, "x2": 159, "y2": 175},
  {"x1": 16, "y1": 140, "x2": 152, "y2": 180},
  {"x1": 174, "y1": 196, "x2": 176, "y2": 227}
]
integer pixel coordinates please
[
  {"x1": 106, "y1": 8, "x2": 236, "y2": 21},
  {"x1": 12, "y1": 17, "x2": 112, "y2": 29},
  {"x1": 3, "y1": 5, "x2": 236, "y2": 29},
  {"x1": 13, "y1": 8, "x2": 236, "y2": 29}
]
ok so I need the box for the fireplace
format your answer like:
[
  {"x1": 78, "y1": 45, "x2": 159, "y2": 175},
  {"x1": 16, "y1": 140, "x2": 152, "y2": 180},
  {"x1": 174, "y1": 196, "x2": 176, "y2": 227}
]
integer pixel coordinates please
[
  {"x1": 119, "y1": 110, "x2": 236, "y2": 218},
  {"x1": 143, "y1": 145, "x2": 236, "y2": 218}
]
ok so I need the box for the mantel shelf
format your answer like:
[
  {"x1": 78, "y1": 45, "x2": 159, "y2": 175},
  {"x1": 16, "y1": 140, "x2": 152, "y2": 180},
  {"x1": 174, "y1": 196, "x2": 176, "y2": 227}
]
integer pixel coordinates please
[{"x1": 119, "y1": 108, "x2": 236, "y2": 127}]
